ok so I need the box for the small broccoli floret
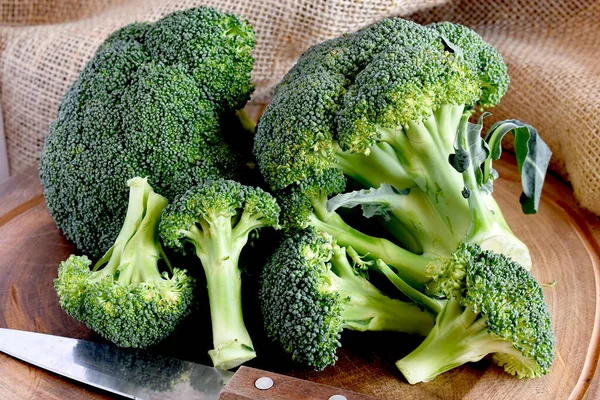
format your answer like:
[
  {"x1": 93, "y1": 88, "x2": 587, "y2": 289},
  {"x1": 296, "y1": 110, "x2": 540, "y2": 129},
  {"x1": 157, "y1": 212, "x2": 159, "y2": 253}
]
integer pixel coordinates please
[
  {"x1": 55, "y1": 177, "x2": 194, "y2": 348},
  {"x1": 40, "y1": 6, "x2": 254, "y2": 257},
  {"x1": 259, "y1": 228, "x2": 435, "y2": 371},
  {"x1": 377, "y1": 244, "x2": 555, "y2": 383},
  {"x1": 159, "y1": 179, "x2": 280, "y2": 370}
]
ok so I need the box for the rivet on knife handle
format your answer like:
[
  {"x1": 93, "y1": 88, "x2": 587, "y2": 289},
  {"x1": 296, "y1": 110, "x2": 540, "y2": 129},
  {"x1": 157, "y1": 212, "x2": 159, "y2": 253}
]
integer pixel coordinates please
[{"x1": 219, "y1": 366, "x2": 376, "y2": 400}]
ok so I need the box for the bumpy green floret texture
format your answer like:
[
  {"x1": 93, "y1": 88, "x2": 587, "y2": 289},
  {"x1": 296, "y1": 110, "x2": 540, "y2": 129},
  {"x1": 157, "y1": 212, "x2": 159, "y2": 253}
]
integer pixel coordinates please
[
  {"x1": 54, "y1": 178, "x2": 195, "y2": 348},
  {"x1": 159, "y1": 179, "x2": 280, "y2": 250},
  {"x1": 159, "y1": 178, "x2": 280, "y2": 370},
  {"x1": 464, "y1": 249, "x2": 555, "y2": 376},
  {"x1": 397, "y1": 244, "x2": 554, "y2": 381},
  {"x1": 40, "y1": 6, "x2": 254, "y2": 256},
  {"x1": 254, "y1": 17, "x2": 508, "y2": 190},
  {"x1": 67, "y1": 263, "x2": 194, "y2": 348},
  {"x1": 336, "y1": 46, "x2": 479, "y2": 153},
  {"x1": 259, "y1": 229, "x2": 344, "y2": 370},
  {"x1": 275, "y1": 168, "x2": 346, "y2": 229},
  {"x1": 260, "y1": 228, "x2": 436, "y2": 370}
]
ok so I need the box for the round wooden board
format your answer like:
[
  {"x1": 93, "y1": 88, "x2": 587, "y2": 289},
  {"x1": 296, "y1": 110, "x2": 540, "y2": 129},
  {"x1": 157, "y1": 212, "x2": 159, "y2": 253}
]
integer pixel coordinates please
[{"x1": 0, "y1": 155, "x2": 598, "y2": 400}]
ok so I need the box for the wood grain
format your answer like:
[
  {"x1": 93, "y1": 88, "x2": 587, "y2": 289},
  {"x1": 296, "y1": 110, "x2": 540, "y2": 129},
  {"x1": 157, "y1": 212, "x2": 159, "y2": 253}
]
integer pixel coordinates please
[{"x1": 0, "y1": 124, "x2": 598, "y2": 399}]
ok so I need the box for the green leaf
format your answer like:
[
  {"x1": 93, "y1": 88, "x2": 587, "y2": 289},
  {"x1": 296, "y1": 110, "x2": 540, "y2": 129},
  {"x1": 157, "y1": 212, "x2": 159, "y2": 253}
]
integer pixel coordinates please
[
  {"x1": 441, "y1": 36, "x2": 464, "y2": 59},
  {"x1": 450, "y1": 112, "x2": 490, "y2": 186},
  {"x1": 326, "y1": 184, "x2": 409, "y2": 220},
  {"x1": 485, "y1": 120, "x2": 552, "y2": 214}
]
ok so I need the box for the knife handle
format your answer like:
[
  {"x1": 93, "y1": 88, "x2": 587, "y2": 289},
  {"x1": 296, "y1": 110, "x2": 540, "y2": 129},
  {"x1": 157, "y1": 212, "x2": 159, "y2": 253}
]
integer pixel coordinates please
[{"x1": 220, "y1": 366, "x2": 375, "y2": 400}]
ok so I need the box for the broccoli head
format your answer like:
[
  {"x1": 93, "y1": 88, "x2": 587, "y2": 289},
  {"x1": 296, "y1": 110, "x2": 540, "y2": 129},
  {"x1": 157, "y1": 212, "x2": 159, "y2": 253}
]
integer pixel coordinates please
[
  {"x1": 54, "y1": 177, "x2": 194, "y2": 348},
  {"x1": 254, "y1": 18, "x2": 551, "y2": 278},
  {"x1": 160, "y1": 179, "x2": 280, "y2": 370},
  {"x1": 40, "y1": 6, "x2": 255, "y2": 257},
  {"x1": 374, "y1": 244, "x2": 555, "y2": 383},
  {"x1": 259, "y1": 228, "x2": 435, "y2": 371}
]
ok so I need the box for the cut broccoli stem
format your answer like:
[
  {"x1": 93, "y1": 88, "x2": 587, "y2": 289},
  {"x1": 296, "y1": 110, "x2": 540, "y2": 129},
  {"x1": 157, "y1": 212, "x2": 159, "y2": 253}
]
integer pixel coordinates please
[
  {"x1": 330, "y1": 246, "x2": 434, "y2": 335},
  {"x1": 308, "y1": 208, "x2": 431, "y2": 288},
  {"x1": 396, "y1": 299, "x2": 526, "y2": 384},
  {"x1": 188, "y1": 214, "x2": 256, "y2": 370},
  {"x1": 116, "y1": 191, "x2": 169, "y2": 285},
  {"x1": 235, "y1": 109, "x2": 256, "y2": 134},
  {"x1": 91, "y1": 177, "x2": 152, "y2": 280}
]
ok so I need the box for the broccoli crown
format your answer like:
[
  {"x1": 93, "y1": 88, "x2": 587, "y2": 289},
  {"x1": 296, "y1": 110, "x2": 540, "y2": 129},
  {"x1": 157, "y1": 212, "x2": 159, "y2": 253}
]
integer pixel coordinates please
[
  {"x1": 259, "y1": 228, "x2": 344, "y2": 370},
  {"x1": 465, "y1": 249, "x2": 554, "y2": 376},
  {"x1": 254, "y1": 18, "x2": 508, "y2": 190},
  {"x1": 426, "y1": 244, "x2": 555, "y2": 377},
  {"x1": 159, "y1": 179, "x2": 280, "y2": 251},
  {"x1": 57, "y1": 257, "x2": 194, "y2": 348},
  {"x1": 40, "y1": 6, "x2": 254, "y2": 256},
  {"x1": 54, "y1": 178, "x2": 195, "y2": 348}
]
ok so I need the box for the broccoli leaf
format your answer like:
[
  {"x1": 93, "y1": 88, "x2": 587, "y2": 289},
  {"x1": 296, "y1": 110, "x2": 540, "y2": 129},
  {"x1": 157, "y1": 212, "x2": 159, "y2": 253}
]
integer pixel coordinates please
[
  {"x1": 326, "y1": 184, "x2": 409, "y2": 220},
  {"x1": 450, "y1": 113, "x2": 491, "y2": 193},
  {"x1": 485, "y1": 120, "x2": 552, "y2": 214}
]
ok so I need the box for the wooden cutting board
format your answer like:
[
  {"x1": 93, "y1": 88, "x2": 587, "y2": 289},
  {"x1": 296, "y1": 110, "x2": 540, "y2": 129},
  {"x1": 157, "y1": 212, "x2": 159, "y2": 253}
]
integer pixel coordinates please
[{"x1": 0, "y1": 152, "x2": 599, "y2": 399}]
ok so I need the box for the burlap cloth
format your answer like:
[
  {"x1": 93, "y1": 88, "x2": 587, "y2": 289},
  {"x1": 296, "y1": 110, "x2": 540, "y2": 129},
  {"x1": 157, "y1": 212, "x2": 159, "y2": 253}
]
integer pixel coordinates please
[{"x1": 0, "y1": 0, "x2": 598, "y2": 213}]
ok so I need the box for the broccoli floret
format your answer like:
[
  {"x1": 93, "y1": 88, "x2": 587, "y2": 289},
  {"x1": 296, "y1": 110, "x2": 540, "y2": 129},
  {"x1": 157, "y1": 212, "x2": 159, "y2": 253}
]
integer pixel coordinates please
[
  {"x1": 159, "y1": 179, "x2": 280, "y2": 370},
  {"x1": 40, "y1": 6, "x2": 255, "y2": 257},
  {"x1": 254, "y1": 18, "x2": 551, "y2": 276},
  {"x1": 54, "y1": 177, "x2": 194, "y2": 348},
  {"x1": 373, "y1": 244, "x2": 555, "y2": 383},
  {"x1": 259, "y1": 228, "x2": 435, "y2": 370}
]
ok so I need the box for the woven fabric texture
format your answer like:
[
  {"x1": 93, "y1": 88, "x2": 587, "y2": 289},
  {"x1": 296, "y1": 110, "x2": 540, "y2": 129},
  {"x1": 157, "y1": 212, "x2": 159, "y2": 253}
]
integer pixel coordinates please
[{"x1": 0, "y1": 0, "x2": 598, "y2": 214}]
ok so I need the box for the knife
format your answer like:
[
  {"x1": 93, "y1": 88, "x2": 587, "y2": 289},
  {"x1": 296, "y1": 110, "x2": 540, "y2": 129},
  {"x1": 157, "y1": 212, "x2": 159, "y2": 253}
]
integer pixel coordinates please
[{"x1": 0, "y1": 328, "x2": 375, "y2": 400}]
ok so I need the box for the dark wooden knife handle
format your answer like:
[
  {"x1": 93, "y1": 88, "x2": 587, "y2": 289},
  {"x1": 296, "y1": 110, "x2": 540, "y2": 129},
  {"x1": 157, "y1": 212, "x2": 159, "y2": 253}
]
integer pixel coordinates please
[{"x1": 220, "y1": 366, "x2": 376, "y2": 400}]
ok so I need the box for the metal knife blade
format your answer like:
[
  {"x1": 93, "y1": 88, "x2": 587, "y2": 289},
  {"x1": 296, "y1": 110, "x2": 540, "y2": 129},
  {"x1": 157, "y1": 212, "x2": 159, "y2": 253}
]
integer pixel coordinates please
[{"x1": 0, "y1": 328, "x2": 233, "y2": 400}]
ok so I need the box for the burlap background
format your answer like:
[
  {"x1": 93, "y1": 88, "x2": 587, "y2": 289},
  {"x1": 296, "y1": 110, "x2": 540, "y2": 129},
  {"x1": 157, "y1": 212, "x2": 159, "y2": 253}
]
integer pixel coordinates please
[{"x1": 0, "y1": 0, "x2": 598, "y2": 214}]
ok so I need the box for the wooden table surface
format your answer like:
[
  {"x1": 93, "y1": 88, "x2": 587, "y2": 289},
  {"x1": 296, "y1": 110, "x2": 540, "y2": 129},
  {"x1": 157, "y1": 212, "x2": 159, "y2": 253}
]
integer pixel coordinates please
[{"x1": 0, "y1": 152, "x2": 599, "y2": 399}]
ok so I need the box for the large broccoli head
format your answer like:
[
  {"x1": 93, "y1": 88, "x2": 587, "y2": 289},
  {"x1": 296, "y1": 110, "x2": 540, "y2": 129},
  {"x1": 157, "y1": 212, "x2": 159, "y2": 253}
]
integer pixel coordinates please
[
  {"x1": 254, "y1": 18, "x2": 508, "y2": 191},
  {"x1": 40, "y1": 7, "x2": 254, "y2": 256}
]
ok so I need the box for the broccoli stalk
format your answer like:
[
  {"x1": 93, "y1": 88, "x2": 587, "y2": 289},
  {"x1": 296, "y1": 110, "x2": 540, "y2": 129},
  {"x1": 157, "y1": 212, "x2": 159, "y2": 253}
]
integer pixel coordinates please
[
  {"x1": 84, "y1": 177, "x2": 151, "y2": 285},
  {"x1": 54, "y1": 177, "x2": 194, "y2": 348},
  {"x1": 307, "y1": 193, "x2": 432, "y2": 288},
  {"x1": 329, "y1": 245, "x2": 433, "y2": 334},
  {"x1": 184, "y1": 209, "x2": 259, "y2": 369},
  {"x1": 373, "y1": 244, "x2": 555, "y2": 383},
  {"x1": 260, "y1": 229, "x2": 435, "y2": 371},
  {"x1": 111, "y1": 190, "x2": 172, "y2": 284},
  {"x1": 396, "y1": 299, "x2": 540, "y2": 384},
  {"x1": 160, "y1": 179, "x2": 280, "y2": 370}
]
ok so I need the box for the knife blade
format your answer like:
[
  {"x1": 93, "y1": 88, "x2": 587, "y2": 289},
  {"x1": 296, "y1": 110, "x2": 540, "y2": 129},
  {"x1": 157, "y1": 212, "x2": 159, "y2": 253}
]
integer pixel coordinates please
[
  {"x1": 0, "y1": 328, "x2": 230, "y2": 399},
  {"x1": 0, "y1": 328, "x2": 376, "y2": 400}
]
